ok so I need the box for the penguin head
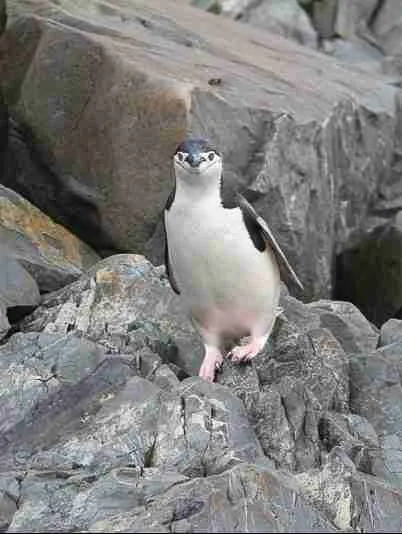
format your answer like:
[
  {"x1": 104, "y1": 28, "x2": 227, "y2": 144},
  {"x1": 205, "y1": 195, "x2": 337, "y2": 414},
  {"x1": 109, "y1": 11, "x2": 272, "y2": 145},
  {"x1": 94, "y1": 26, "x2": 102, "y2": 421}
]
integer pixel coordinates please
[{"x1": 173, "y1": 138, "x2": 222, "y2": 190}]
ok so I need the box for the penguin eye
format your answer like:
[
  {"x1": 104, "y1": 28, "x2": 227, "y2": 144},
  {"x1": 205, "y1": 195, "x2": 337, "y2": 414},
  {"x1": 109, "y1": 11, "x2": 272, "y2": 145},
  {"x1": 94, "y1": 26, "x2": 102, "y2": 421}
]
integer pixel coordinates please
[
  {"x1": 208, "y1": 152, "x2": 215, "y2": 161},
  {"x1": 176, "y1": 152, "x2": 185, "y2": 162}
]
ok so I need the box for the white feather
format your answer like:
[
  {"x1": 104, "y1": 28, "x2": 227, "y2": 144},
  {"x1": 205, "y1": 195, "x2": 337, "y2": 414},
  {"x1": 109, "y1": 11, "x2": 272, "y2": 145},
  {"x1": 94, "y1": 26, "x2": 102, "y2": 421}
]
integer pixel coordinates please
[{"x1": 165, "y1": 170, "x2": 280, "y2": 337}]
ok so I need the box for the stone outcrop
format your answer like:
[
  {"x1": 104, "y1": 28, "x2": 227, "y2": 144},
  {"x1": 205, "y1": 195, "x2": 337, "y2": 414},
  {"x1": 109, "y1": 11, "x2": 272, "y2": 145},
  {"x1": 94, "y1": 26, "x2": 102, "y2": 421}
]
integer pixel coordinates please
[
  {"x1": 0, "y1": 184, "x2": 99, "y2": 340},
  {"x1": 0, "y1": 253, "x2": 399, "y2": 531}
]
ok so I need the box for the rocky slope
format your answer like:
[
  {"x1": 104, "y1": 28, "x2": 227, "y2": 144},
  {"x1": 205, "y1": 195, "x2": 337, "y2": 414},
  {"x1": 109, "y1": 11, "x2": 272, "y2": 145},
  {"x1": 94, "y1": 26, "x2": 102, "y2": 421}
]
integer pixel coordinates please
[
  {"x1": 0, "y1": 0, "x2": 402, "y2": 531},
  {"x1": 0, "y1": 253, "x2": 400, "y2": 532}
]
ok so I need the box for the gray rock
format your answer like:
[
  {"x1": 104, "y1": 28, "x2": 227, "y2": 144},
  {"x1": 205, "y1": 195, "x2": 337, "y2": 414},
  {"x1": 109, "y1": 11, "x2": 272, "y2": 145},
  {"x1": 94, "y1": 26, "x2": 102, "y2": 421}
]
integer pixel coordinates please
[
  {"x1": 322, "y1": 37, "x2": 385, "y2": 74},
  {"x1": 8, "y1": 463, "x2": 336, "y2": 532},
  {"x1": 219, "y1": 300, "x2": 349, "y2": 472},
  {"x1": 1, "y1": 249, "x2": 402, "y2": 529},
  {"x1": 0, "y1": 331, "x2": 105, "y2": 438},
  {"x1": 372, "y1": 0, "x2": 402, "y2": 56},
  {"x1": 0, "y1": 475, "x2": 18, "y2": 531},
  {"x1": 336, "y1": 212, "x2": 402, "y2": 326},
  {"x1": 20, "y1": 254, "x2": 203, "y2": 377},
  {"x1": 294, "y1": 447, "x2": 356, "y2": 530},
  {"x1": 307, "y1": 0, "x2": 337, "y2": 40},
  {"x1": 351, "y1": 470, "x2": 402, "y2": 532},
  {"x1": 295, "y1": 446, "x2": 402, "y2": 532},
  {"x1": 307, "y1": 299, "x2": 379, "y2": 354},
  {"x1": 235, "y1": 0, "x2": 318, "y2": 49},
  {"x1": 0, "y1": 253, "x2": 40, "y2": 339},
  {"x1": 1, "y1": 0, "x2": 399, "y2": 300},
  {"x1": 350, "y1": 343, "x2": 402, "y2": 486},
  {"x1": 379, "y1": 318, "x2": 402, "y2": 347},
  {"x1": 319, "y1": 411, "x2": 385, "y2": 476},
  {"x1": 335, "y1": 0, "x2": 378, "y2": 41}
]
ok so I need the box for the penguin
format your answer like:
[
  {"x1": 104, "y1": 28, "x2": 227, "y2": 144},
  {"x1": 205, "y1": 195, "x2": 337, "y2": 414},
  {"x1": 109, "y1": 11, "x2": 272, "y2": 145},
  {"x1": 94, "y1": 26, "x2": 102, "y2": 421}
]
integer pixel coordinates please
[{"x1": 164, "y1": 138, "x2": 303, "y2": 382}]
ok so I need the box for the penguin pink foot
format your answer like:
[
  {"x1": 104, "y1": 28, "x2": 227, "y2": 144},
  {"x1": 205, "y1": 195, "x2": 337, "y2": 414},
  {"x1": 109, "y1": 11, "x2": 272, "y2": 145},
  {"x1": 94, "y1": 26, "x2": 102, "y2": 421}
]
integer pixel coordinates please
[
  {"x1": 230, "y1": 334, "x2": 268, "y2": 363},
  {"x1": 199, "y1": 346, "x2": 223, "y2": 382}
]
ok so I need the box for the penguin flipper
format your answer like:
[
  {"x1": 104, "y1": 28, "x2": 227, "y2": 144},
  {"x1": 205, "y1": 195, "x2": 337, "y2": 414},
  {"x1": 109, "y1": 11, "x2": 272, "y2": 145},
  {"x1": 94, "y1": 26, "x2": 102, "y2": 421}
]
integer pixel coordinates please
[
  {"x1": 237, "y1": 194, "x2": 304, "y2": 292},
  {"x1": 163, "y1": 210, "x2": 181, "y2": 295}
]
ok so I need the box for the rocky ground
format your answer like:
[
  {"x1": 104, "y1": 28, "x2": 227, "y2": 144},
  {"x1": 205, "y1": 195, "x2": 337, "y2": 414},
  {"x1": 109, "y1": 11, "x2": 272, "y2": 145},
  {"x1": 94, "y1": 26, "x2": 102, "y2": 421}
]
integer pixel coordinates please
[{"x1": 0, "y1": 0, "x2": 402, "y2": 532}]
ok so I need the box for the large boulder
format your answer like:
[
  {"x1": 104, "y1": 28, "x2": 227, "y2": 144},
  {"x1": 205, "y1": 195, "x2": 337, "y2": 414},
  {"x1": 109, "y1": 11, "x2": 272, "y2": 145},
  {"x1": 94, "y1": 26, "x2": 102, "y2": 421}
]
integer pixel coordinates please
[
  {"x1": 0, "y1": 184, "x2": 99, "y2": 340},
  {"x1": 0, "y1": 185, "x2": 99, "y2": 291},
  {"x1": 0, "y1": 0, "x2": 398, "y2": 300}
]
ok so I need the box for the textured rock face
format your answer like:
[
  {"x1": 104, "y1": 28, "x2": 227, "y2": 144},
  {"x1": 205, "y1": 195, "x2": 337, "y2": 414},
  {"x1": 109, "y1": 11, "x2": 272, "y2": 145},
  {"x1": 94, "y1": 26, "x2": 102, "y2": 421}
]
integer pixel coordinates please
[
  {"x1": 372, "y1": 0, "x2": 402, "y2": 56},
  {"x1": 0, "y1": 184, "x2": 99, "y2": 340},
  {"x1": 1, "y1": 0, "x2": 399, "y2": 300},
  {"x1": 350, "y1": 341, "x2": 402, "y2": 488},
  {"x1": 225, "y1": 0, "x2": 318, "y2": 48},
  {"x1": 7, "y1": 253, "x2": 400, "y2": 531}
]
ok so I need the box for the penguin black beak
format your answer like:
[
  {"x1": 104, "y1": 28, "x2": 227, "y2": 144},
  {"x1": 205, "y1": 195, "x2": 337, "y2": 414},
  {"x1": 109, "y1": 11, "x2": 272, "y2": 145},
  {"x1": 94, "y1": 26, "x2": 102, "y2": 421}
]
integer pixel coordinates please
[{"x1": 185, "y1": 153, "x2": 205, "y2": 168}]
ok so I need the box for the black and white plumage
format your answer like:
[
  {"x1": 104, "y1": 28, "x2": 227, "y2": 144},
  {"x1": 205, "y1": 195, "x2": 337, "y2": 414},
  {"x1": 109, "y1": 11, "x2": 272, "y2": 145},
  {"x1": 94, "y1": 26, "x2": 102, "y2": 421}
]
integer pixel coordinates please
[{"x1": 164, "y1": 138, "x2": 303, "y2": 382}]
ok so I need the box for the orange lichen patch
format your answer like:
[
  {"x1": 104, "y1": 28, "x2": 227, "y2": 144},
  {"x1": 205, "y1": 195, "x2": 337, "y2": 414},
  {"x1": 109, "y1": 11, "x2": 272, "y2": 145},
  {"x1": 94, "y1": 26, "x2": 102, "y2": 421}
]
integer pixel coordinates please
[{"x1": 0, "y1": 196, "x2": 93, "y2": 269}]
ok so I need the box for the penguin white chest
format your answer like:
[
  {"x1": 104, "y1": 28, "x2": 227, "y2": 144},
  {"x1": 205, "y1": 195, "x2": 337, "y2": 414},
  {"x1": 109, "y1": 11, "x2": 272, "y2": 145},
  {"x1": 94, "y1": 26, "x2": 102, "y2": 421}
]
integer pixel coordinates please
[{"x1": 165, "y1": 199, "x2": 280, "y2": 333}]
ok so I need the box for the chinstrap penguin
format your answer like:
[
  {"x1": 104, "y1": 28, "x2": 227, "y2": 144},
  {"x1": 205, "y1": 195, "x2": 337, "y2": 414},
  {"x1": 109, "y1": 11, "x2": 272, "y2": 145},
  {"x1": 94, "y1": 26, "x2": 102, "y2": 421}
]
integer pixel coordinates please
[{"x1": 164, "y1": 138, "x2": 303, "y2": 382}]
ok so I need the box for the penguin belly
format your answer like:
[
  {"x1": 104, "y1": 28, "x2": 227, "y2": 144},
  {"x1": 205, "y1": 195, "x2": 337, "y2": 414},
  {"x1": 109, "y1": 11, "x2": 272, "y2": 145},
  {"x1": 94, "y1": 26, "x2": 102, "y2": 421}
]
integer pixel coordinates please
[{"x1": 166, "y1": 204, "x2": 280, "y2": 336}]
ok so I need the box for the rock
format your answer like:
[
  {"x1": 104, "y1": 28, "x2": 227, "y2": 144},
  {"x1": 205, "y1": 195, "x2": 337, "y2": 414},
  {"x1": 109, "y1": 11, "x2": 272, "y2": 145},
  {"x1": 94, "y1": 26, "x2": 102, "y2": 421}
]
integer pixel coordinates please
[
  {"x1": 372, "y1": 0, "x2": 402, "y2": 56},
  {"x1": 0, "y1": 184, "x2": 99, "y2": 293},
  {"x1": 335, "y1": 0, "x2": 379, "y2": 41},
  {"x1": 335, "y1": 212, "x2": 402, "y2": 326},
  {"x1": 382, "y1": 53, "x2": 402, "y2": 78},
  {"x1": 26, "y1": 374, "x2": 263, "y2": 478},
  {"x1": 323, "y1": 37, "x2": 385, "y2": 74},
  {"x1": 350, "y1": 343, "x2": 402, "y2": 486},
  {"x1": 294, "y1": 447, "x2": 356, "y2": 530},
  {"x1": 219, "y1": 297, "x2": 349, "y2": 472},
  {"x1": 0, "y1": 331, "x2": 105, "y2": 444},
  {"x1": 319, "y1": 411, "x2": 384, "y2": 476},
  {"x1": 1, "y1": 0, "x2": 399, "y2": 300},
  {"x1": 307, "y1": 0, "x2": 338, "y2": 41},
  {"x1": 2, "y1": 250, "x2": 402, "y2": 529},
  {"x1": 295, "y1": 446, "x2": 402, "y2": 532},
  {"x1": 229, "y1": 0, "x2": 318, "y2": 49},
  {"x1": 0, "y1": 475, "x2": 18, "y2": 532},
  {"x1": 379, "y1": 318, "x2": 402, "y2": 347},
  {"x1": 0, "y1": 253, "x2": 40, "y2": 337},
  {"x1": 2, "y1": 117, "x2": 117, "y2": 256},
  {"x1": 351, "y1": 471, "x2": 402, "y2": 532},
  {"x1": 191, "y1": 0, "x2": 222, "y2": 14},
  {"x1": 307, "y1": 299, "x2": 379, "y2": 354},
  {"x1": 8, "y1": 463, "x2": 336, "y2": 532},
  {"x1": 20, "y1": 254, "x2": 203, "y2": 376}
]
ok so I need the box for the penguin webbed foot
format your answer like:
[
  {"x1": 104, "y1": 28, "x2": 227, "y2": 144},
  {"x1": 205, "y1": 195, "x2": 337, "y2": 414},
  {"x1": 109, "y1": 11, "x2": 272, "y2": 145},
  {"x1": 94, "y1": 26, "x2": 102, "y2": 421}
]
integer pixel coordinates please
[
  {"x1": 229, "y1": 334, "x2": 268, "y2": 364},
  {"x1": 199, "y1": 346, "x2": 224, "y2": 383}
]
